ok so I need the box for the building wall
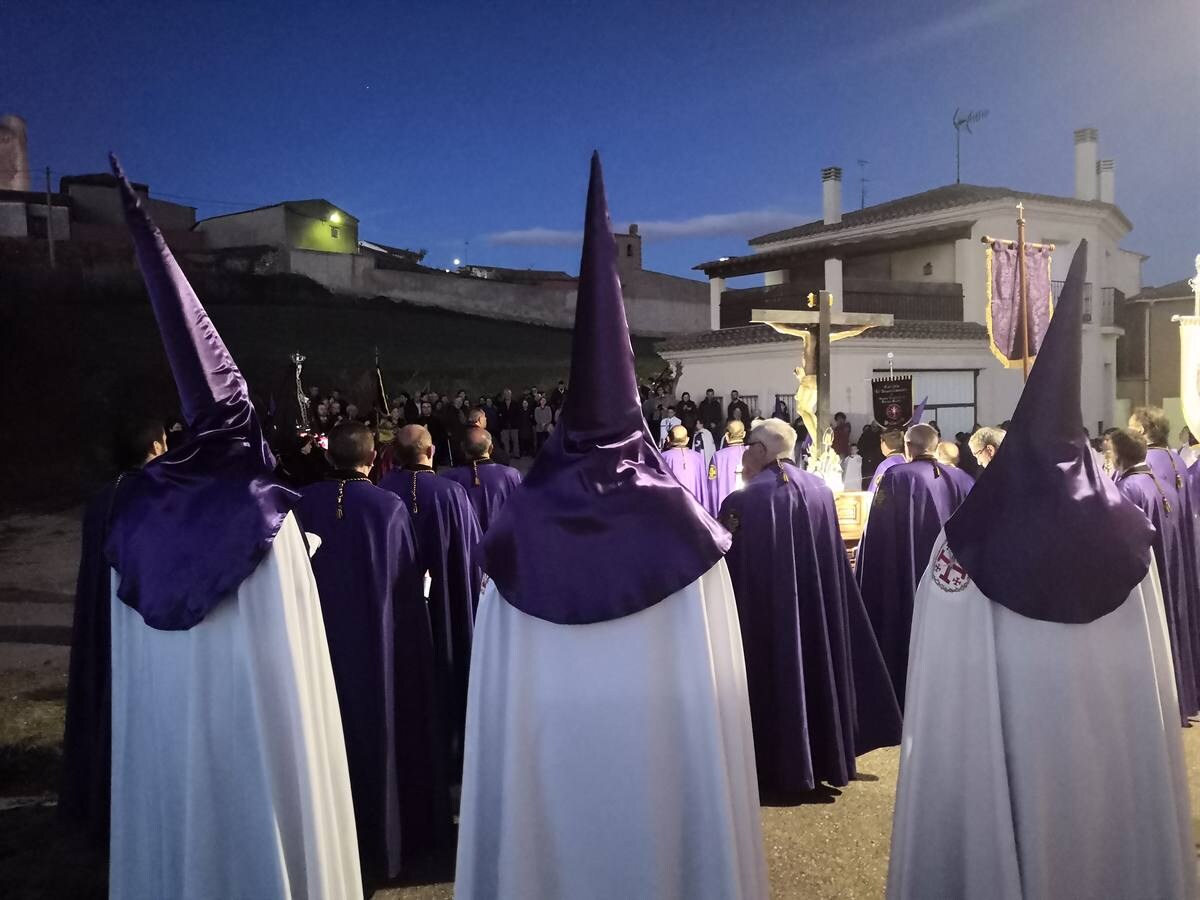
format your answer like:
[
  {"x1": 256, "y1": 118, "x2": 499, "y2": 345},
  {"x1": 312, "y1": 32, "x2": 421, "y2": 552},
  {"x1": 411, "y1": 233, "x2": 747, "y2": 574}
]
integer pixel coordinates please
[
  {"x1": 0, "y1": 201, "x2": 28, "y2": 237},
  {"x1": 284, "y1": 202, "x2": 358, "y2": 254},
  {"x1": 282, "y1": 248, "x2": 702, "y2": 337},
  {"x1": 196, "y1": 207, "x2": 288, "y2": 250},
  {"x1": 886, "y1": 242, "x2": 957, "y2": 282},
  {"x1": 0, "y1": 200, "x2": 70, "y2": 239}
]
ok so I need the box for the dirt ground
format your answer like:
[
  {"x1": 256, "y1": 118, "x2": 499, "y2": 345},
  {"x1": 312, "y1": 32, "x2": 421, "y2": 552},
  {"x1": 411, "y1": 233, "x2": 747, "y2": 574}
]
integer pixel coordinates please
[{"x1": 1, "y1": 509, "x2": 1198, "y2": 899}]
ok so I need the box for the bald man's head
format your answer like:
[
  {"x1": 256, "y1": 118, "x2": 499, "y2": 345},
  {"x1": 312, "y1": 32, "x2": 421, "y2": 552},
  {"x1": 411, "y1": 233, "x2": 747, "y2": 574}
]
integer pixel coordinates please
[
  {"x1": 462, "y1": 426, "x2": 492, "y2": 461},
  {"x1": 397, "y1": 424, "x2": 434, "y2": 467},
  {"x1": 905, "y1": 423, "x2": 939, "y2": 459},
  {"x1": 668, "y1": 424, "x2": 689, "y2": 447},
  {"x1": 725, "y1": 420, "x2": 746, "y2": 444}
]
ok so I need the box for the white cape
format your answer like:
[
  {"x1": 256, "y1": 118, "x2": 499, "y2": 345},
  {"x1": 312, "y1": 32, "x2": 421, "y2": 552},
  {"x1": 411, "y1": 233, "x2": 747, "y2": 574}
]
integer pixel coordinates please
[
  {"x1": 109, "y1": 513, "x2": 362, "y2": 900},
  {"x1": 888, "y1": 534, "x2": 1195, "y2": 900},
  {"x1": 455, "y1": 560, "x2": 768, "y2": 900}
]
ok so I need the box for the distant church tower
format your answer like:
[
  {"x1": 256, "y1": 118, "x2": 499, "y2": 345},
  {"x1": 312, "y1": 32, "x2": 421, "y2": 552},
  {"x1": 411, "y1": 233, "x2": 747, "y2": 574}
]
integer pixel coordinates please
[
  {"x1": 0, "y1": 115, "x2": 30, "y2": 191},
  {"x1": 614, "y1": 222, "x2": 643, "y2": 278}
]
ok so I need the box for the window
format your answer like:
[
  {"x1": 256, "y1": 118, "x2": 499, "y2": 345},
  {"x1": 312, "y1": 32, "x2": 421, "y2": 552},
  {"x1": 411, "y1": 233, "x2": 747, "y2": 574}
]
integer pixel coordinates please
[
  {"x1": 626, "y1": 244, "x2": 633, "y2": 257},
  {"x1": 923, "y1": 262, "x2": 933, "y2": 276},
  {"x1": 330, "y1": 226, "x2": 339, "y2": 239}
]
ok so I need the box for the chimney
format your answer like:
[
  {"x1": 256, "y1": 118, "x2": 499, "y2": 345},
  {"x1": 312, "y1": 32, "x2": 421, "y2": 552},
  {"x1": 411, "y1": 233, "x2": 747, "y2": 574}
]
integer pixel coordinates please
[
  {"x1": 1097, "y1": 159, "x2": 1115, "y2": 205},
  {"x1": 1074, "y1": 128, "x2": 1098, "y2": 201},
  {"x1": 822, "y1": 166, "x2": 842, "y2": 225}
]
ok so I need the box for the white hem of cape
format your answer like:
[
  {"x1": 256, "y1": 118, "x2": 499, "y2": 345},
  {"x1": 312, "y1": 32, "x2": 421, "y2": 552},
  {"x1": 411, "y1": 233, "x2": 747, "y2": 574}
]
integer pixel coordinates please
[
  {"x1": 454, "y1": 560, "x2": 768, "y2": 900},
  {"x1": 109, "y1": 513, "x2": 362, "y2": 900}
]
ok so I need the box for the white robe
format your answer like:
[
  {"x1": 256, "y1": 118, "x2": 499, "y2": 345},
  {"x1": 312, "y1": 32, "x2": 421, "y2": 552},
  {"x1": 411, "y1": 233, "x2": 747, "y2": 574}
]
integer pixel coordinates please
[
  {"x1": 455, "y1": 561, "x2": 768, "y2": 900},
  {"x1": 888, "y1": 533, "x2": 1195, "y2": 900},
  {"x1": 109, "y1": 513, "x2": 362, "y2": 900},
  {"x1": 693, "y1": 428, "x2": 716, "y2": 465}
]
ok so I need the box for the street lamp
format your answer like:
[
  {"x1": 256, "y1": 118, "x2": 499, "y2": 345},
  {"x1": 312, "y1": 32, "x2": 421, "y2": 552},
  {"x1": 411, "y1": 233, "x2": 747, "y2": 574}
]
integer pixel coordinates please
[{"x1": 329, "y1": 211, "x2": 342, "y2": 225}]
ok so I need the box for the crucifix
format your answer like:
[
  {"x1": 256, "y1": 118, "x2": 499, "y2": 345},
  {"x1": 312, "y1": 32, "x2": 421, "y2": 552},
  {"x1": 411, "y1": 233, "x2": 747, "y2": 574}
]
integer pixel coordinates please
[{"x1": 752, "y1": 291, "x2": 893, "y2": 442}]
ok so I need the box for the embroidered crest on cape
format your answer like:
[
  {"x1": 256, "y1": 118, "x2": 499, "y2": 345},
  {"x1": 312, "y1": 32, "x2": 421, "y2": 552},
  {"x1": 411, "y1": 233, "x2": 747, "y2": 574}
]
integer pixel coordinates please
[{"x1": 932, "y1": 541, "x2": 971, "y2": 592}]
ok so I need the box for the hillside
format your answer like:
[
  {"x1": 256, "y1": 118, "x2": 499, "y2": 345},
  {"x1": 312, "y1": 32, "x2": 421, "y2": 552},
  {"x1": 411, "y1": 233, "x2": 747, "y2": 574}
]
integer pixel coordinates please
[{"x1": 0, "y1": 246, "x2": 664, "y2": 505}]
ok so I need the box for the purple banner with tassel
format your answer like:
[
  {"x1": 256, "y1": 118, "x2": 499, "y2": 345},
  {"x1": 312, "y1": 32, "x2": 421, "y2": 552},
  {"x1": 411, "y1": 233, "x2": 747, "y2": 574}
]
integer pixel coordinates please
[{"x1": 987, "y1": 242, "x2": 1053, "y2": 366}]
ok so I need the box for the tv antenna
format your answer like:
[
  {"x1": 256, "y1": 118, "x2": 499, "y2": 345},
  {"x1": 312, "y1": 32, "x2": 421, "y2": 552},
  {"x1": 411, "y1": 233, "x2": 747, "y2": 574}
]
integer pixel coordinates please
[
  {"x1": 856, "y1": 159, "x2": 871, "y2": 209},
  {"x1": 953, "y1": 108, "x2": 988, "y2": 184}
]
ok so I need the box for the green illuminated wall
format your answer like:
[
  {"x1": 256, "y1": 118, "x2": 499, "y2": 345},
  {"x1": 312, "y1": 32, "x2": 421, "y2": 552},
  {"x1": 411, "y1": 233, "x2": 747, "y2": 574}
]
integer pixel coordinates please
[{"x1": 284, "y1": 200, "x2": 358, "y2": 254}]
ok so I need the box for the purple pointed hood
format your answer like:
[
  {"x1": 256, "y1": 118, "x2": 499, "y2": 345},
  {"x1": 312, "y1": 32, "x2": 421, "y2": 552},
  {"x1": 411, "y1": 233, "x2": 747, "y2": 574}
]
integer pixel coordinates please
[
  {"x1": 478, "y1": 153, "x2": 730, "y2": 624},
  {"x1": 103, "y1": 155, "x2": 297, "y2": 630},
  {"x1": 945, "y1": 241, "x2": 1153, "y2": 623},
  {"x1": 908, "y1": 397, "x2": 927, "y2": 426}
]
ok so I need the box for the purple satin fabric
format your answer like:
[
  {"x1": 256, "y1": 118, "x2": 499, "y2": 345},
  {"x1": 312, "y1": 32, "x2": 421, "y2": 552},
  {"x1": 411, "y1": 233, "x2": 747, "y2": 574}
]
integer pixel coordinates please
[
  {"x1": 720, "y1": 463, "x2": 900, "y2": 793},
  {"x1": 478, "y1": 154, "x2": 729, "y2": 625},
  {"x1": 867, "y1": 454, "x2": 905, "y2": 493},
  {"x1": 990, "y1": 242, "x2": 1053, "y2": 361},
  {"x1": 296, "y1": 480, "x2": 448, "y2": 875},
  {"x1": 442, "y1": 461, "x2": 523, "y2": 533},
  {"x1": 104, "y1": 157, "x2": 296, "y2": 631},
  {"x1": 1115, "y1": 470, "x2": 1199, "y2": 720},
  {"x1": 705, "y1": 444, "x2": 746, "y2": 517},
  {"x1": 946, "y1": 242, "x2": 1153, "y2": 625},
  {"x1": 661, "y1": 447, "x2": 707, "y2": 505},
  {"x1": 856, "y1": 459, "x2": 975, "y2": 709}
]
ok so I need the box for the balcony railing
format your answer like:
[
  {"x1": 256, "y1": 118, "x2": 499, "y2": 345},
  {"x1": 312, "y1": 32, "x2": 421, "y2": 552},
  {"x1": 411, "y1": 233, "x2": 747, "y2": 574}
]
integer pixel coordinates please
[
  {"x1": 1051, "y1": 281, "x2": 1118, "y2": 326},
  {"x1": 720, "y1": 279, "x2": 963, "y2": 329}
]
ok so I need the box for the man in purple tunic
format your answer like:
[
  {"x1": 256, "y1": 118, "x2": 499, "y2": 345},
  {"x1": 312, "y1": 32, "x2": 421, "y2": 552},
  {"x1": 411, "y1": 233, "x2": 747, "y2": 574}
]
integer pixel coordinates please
[
  {"x1": 705, "y1": 420, "x2": 748, "y2": 516},
  {"x1": 380, "y1": 425, "x2": 482, "y2": 759},
  {"x1": 296, "y1": 422, "x2": 448, "y2": 880},
  {"x1": 719, "y1": 418, "x2": 901, "y2": 794},
  {"x1": 867, "y1": 429, "x2": 906, "y2": 493},
  {"x1": 661, "y1": 424, "x2": 706, "y2": 502},
  {"x1": 60, "y1": 418, "x2": 166, "y2": 848},
  {"x1": 855, "y1": 422, "x2": 974, "y2": 709},
  {"x1": 443, "y1": 426, "x2": 523, "y2": 533},
  {"x1": 1112, "y1": 428, "x2": 1199, "y2": 721},
  {"x1": 1129, "y1": 406, "x2": 1200, "y2": 708}
]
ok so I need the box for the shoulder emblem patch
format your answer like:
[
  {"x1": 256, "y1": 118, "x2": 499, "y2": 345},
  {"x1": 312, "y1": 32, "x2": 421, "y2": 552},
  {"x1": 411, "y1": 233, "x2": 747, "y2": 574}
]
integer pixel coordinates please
[{"x1": 932, "y1": 541, "x2": 971, "y2": 592}]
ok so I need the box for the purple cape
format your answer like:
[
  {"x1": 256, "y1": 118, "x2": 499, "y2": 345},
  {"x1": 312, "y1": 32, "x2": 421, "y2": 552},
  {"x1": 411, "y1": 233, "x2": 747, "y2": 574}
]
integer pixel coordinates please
[
  {"x1": 944, "y1": 241, "x2": 1153, "y2": 624},
  {"x1": 720, "y1": 463, "x2": 901, "y2": 793},
  {"x1": 855, "y1": 458, "x2": 975, "y2": 709},
  {"x1": 60, "y1": 476, "x2": 128, "y2": 847},
  {"x1": 442, "y1": 460, "x2": 523, "y2": 533},
  {"x1": 867, "y1": 453, "x2": 905, "y2": 493},
  {"x1": 705, "y1": 444, "x2": 746, "y2": 517},
  {"x1": 661, "y1": 446, "x2": 707, "y2": 504},
  {"x1": 1115, "y1": 467, "x2": 1199, "y2": 720},
  {"x1": 295, "y1": 477, "x2": 448, "y2": 877},
  {"x1": 379, "y1": 466, "x2": 481, "y2": 741},
  {"x1": 104, "y1": 156, "x2": 296, "y2": 630},
  {"x1": 477, "y1": 154, "x2": 729, "y2": 625}
]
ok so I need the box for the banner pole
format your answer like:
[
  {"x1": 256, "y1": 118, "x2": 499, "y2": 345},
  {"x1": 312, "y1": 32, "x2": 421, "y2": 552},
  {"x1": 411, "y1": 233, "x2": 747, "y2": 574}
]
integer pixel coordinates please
[{"x1": 1016, "y1": 204, "x2": 1031, "y2": 382}]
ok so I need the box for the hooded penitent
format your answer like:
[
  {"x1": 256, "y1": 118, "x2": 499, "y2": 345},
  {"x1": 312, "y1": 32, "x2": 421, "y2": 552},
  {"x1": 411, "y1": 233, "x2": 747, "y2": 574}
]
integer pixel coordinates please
[
  {"x1": 478, "y1": 153, "x2": 729, "y2": 624},
  {"x1": 944, "y1": 241, "x2": 1154, "y2": 623},
  {"x1": 104, "y1": 155, "x2": 297, "y2": 630}
]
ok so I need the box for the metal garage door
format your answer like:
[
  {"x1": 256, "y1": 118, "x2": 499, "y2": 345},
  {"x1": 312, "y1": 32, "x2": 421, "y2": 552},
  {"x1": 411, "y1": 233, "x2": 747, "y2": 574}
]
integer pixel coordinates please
[{"x1": 875, "y1": 369, "x2": 978, "y2": 438}]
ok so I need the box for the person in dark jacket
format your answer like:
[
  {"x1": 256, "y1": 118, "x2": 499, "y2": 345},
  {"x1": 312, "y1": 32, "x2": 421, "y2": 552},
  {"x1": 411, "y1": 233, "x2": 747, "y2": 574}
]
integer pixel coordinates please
[
  {"x1": 727, "y1": 390, "x2": 751, "y2": 426},
  {"x1": 698, "y1": 388, "x2": 723, "y2": 434}
]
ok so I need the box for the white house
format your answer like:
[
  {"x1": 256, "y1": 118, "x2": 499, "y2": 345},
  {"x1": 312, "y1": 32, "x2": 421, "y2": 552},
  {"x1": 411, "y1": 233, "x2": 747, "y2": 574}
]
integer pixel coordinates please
[{"x1": 660, "y1": 128, "x2": 1142, "y2": 439}]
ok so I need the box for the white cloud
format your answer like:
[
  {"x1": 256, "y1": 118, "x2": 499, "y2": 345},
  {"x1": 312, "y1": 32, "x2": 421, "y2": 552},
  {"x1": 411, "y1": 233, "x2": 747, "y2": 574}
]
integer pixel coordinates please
[
  {"x1": 854, "y1": 0, "x2": 1033, "y2": 61},
  {"x1": 486, "y1": 208, "x2": 809, "y2": 246}
]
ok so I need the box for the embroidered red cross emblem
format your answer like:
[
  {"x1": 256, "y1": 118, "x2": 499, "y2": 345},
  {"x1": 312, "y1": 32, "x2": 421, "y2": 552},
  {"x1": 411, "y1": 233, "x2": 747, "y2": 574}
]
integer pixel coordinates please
[{"x1": 932, "y1": 541, "x2": 970, "y2": 592}]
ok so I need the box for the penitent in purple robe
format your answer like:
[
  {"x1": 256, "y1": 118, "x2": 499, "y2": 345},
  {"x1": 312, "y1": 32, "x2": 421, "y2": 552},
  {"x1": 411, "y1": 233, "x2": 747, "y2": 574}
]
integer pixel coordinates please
[
  {"x1": 1116, "y1": 465, "x2": 1199, "y2": 720},
  {"x1": 296, "y1": 475, "x2": 449, "y2": 878},
  {"x1": 867, "y1": 453, "x2": 905, "y2": 493},
  {"x1": 380, "y1": 465, "x2": 482, "y2": 748},
  {"x1": 720, "y1": 462, "x2": 901, "y2": 793},
  {"x1": 442, "y1": 460, "x2": 523, "y2": 533},
  {"x1": 60, "y1": 474, "x2": 132, "y2": 847},
  {"x1": 855, "y1": 457, "x2": 974, "y2": 709},
  {"x1": 661, "y1": 446, "x2": 707, "y2": 504},
  {"x1": 704, "y1": 443, "x2": 746, "y2": 517}
]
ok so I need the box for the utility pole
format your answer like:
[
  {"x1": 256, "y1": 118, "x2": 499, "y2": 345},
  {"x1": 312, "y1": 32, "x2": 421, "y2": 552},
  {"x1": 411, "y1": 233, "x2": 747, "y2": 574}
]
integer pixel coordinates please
[
  {"x1": 856, "y1": 159, "x2": 870, "y2": 209},
  {"x1": 44, "y1": 166, "x2": 56, "y2": 268}
]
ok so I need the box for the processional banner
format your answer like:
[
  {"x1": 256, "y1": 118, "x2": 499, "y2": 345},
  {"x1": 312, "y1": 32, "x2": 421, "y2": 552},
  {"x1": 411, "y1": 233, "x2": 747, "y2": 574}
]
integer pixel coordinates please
[
  {"x1": 871, "y1": 375, "x2": 913, "y2": 429},
  {"x1": 986, "y1": 242, "x2": 1053, "y2": 367}
]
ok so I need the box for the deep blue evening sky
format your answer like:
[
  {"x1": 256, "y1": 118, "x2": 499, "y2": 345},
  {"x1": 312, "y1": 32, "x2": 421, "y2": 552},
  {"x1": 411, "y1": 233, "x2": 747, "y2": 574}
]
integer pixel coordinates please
[{"x1": 5, "y1": 0, "x2": 1197, "y2": 285}]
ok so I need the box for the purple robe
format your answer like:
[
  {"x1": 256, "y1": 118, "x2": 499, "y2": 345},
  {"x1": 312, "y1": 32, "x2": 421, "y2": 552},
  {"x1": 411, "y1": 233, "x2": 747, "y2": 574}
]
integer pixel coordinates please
[
  {"x1": 867, "y1": 453, "x2": 905, "y2": 493},
  {"x1": 60, "y1": 475, "x2": 130, "y2": 847},
  {"x1": 661, "y1": 446, "x2": 707, "y2": 504},
  {"x1": 1148, "y1": 446, "x2": 1200, "y2": 704},
  {"x1": 704, "y1": 443, "x2": 746, "y2": 517},
  {"x1": 720, "y1": 463, "x2": 901, "y2": 793},
  {"x1": 855, "y1": 457, "x2": 975, "y2": 709},
  {"x1": 1116, "y1": 466, "x2": 1199, "y2": 720},
  {"x1": 379, "y1": 466, "x2": 482, "y2": 747},
  {"x1": 442, "y1": 460, "x2": 523, "y2": 533},
  {"x1": 295, "y1": 477, "x2": 448, "y2": 878}
]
